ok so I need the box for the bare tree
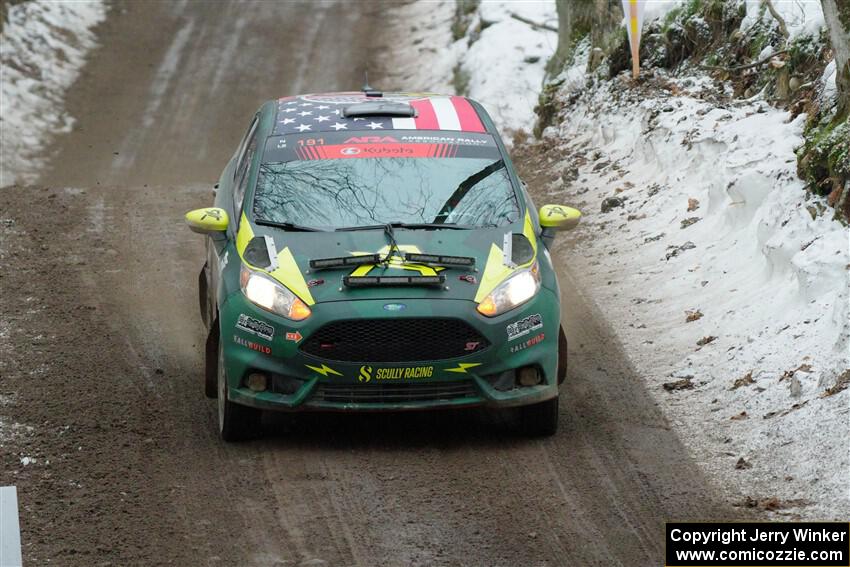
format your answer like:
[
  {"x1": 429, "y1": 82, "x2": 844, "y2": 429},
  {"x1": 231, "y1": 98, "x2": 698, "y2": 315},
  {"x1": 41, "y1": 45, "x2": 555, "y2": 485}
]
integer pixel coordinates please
[
  {"x1": 588, "y1": 0, "x2": 623, "y2": 71},
  {"x1": 821, "y1": 0, "x2": 850, "y2": 117},
  {"x1": 545, "y1": 0, "x2": 574, "y2": 80}
]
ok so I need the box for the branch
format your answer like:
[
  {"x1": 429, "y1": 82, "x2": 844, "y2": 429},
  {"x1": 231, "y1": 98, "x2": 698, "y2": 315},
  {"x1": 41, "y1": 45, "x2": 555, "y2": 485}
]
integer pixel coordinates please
[
  {"x1": 699, "y1": 49, "x2": 788, "y2": 72},
  {"x1": 762, "y1": 0, "x2": 789, "y2": 41},
  {"x1": 509, "y1": 13, "x2": 558, "y2": 33}
]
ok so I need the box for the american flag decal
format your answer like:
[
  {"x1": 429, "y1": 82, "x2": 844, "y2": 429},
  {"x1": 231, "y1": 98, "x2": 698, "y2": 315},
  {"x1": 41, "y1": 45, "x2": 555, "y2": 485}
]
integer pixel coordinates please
[{"x1": 274, "y1": 93, "x2": 486, "y2": 136}]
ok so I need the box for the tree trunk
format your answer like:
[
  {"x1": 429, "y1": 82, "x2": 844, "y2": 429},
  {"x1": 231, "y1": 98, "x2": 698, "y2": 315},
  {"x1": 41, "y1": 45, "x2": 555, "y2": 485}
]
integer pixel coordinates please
[
  {"x1": 588, "y1": 0, "x2": 624, "y2": 71},
  {"x1": 545, "y1": 0, "x2": 573, "y2": 80},
  {"x1": 821, "y1": 0, "x2": 850, "y2": 117}
]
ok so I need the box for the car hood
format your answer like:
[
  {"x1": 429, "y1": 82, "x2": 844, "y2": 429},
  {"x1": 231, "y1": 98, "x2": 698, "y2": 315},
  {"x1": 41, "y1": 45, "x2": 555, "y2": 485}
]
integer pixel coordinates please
[{"x1": 236, "y1": 215, "x2": 538, "y2": 306}]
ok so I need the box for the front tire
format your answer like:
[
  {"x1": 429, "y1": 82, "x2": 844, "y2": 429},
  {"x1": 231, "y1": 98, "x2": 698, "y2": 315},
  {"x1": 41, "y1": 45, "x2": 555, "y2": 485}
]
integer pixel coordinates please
[
  {"x1": 557, "y1": 325, "x2": 568, "y2": 385},
  {"x1": 204, "y1": 324, "x2": 218, "y2": 399},
  {"x1": 217, "y1": 338, "x2": 261, "y2": 442},
  {"x1": 520, "y1": 396, "x2": 559, "y2": 437}
]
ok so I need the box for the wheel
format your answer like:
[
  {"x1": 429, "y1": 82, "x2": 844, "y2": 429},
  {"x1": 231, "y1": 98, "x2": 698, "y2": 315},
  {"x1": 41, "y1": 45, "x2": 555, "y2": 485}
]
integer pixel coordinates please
[
  {"x1": 204, "y1": 324, "x2": 218, "y2": 399},
  {"x1": 198, "y1": 263, "x2": 209, "y2": 325},
  {"x1": 520, "y1": 396, "x2": 559, "y2": 437},
  {"x1": 557, "y1": 325, "x2": 568, "y2": 385},
  {"x1": 217, "y1": 337, "x2": 261, "y2": 442}
]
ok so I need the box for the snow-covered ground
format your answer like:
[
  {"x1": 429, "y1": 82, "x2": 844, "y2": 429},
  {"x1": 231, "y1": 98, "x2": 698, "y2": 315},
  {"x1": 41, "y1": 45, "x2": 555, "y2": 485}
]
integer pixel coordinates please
[
  {"x1": 545, "y1": 78, "x2": 849, "y2": 519},
  {"x1": 741, "y1": 0, "x2": 825, "y2": 39},
  {"x1": 392, "y1": 0, "x2": 849, "y2": 519},
  {"x1": 0, "y1": 0, "x2": 107, "y2": 188},
  {"x1": 382, "y1": 0, "x2": 557, "y2": 139}
]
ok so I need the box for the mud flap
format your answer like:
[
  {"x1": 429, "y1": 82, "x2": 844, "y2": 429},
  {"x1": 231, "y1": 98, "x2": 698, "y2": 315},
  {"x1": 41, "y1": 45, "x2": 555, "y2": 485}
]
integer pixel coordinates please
[
  {"x1": 557, "y1": 325, "x2": 567, "y2": 385},
  {"x1": 204, "y1": 320, "x2": 218, "y2": 399}
]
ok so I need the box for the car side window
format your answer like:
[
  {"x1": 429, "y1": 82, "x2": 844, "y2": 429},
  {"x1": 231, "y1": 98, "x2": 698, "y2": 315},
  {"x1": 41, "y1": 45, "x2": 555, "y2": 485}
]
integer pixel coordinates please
[{"x1": 233, "y1": 118, "x2": 259, "y2": 216}]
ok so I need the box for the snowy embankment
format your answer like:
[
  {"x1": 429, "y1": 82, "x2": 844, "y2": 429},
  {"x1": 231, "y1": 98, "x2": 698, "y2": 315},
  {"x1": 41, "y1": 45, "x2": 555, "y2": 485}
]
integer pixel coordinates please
[
  {"x1": 381, "y1": 0, "x2": 556, "y2": 139},
  {"x1": 391, "y1": 1, "x2": 849, "y2": 519},
  {"x1": 544, "y1": 78, "x2": 848, "y2": 520},
  {"x1": 0, "y1": 0, "x2": 107, "y2": 187}
]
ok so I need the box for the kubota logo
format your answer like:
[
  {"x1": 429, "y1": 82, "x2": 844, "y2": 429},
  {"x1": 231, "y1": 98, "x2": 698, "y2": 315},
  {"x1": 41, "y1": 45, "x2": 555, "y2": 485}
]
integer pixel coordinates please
[
  {"x1": 343, "y1": 136, "x2": 399, "y2": 144},
  {"x1": 359, "y1": 365, "x2": 373, "y2": 383},
  {"x1": 340, "y1": 147, "x2": 360, "y2": 155}
]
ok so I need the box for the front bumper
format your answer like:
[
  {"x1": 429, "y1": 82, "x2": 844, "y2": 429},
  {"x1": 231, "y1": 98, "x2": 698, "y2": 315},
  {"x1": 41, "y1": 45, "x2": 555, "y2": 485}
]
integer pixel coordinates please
[{"x1": 218, "y1": 288, "x2": 561, "y2": 412}]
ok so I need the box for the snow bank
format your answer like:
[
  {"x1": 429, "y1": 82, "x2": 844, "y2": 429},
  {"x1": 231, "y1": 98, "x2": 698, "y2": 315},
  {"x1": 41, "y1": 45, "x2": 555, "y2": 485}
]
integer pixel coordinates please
[
  {"x1": 741, "y1": 0, "x2": 824, "y2": 40},
  {"x1": 460, "y1": 1, "x2": 557, "y2": 135},
  {"x1": 381, "y1": 1, "x2": 556, "y2": 140},
  {"x1": 542, "y1": 78, "x2": 848, "y2": 518},
  {"x1": 0, "y1": 0, "x2": 107, "y2": 187}
]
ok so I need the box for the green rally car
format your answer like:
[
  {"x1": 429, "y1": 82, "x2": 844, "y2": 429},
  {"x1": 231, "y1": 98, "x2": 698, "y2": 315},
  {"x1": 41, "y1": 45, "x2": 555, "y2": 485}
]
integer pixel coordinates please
[{"x1": 185, "y1": 91, "x2": 581, "y2": 441}]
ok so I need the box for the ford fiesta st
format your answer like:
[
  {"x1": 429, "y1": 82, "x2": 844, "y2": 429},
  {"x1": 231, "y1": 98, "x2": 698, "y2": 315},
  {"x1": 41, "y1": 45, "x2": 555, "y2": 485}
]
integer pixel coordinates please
[{"x1": 185, "y1": 90, "x2": 581, "y2": 441}]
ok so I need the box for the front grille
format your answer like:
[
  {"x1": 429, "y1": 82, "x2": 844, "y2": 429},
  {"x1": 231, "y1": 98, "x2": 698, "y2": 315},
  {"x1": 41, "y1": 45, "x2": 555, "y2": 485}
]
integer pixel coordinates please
[
  {"x1": 313, "y1": 381, "x2": 478, "y2": 404},
  {"x1": 300, "y1": 318, "x2": 489, "y2": 362}
]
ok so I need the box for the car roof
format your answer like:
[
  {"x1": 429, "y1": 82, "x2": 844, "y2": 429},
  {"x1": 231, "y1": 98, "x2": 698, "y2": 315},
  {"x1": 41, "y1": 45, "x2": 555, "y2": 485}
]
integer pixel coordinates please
[{"x1": 271, "y1": 92, "x2": 493, "y2": 137}]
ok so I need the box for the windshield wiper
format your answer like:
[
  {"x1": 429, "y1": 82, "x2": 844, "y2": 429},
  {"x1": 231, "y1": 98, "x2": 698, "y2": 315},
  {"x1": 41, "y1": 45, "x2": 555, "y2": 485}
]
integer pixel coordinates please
[
  {"x1": 255, "y1": 219, "x2": 323, "y2": 232},
  {"x1": 433, "y1": 159, "x2": 507, "y2": 223},
  {"x1": 335, "y1": 222, "x2": 471, "y2": 232}
]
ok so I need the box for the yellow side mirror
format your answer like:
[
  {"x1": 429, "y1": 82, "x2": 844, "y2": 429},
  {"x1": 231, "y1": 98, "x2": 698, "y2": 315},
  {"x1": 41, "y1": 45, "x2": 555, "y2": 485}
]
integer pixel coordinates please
[
  {"x1": 539, "y1": 204, "x2": 581, "y2": 231},
  {"x1": 185, "y1": 207, "x2": 229, "y2": 234}
]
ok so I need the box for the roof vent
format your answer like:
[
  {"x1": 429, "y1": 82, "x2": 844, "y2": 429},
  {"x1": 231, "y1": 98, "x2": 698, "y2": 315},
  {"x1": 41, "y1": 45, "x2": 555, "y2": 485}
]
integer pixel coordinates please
[{"x1": 342, "y1": 102, "x2": 416, "y2": 118}]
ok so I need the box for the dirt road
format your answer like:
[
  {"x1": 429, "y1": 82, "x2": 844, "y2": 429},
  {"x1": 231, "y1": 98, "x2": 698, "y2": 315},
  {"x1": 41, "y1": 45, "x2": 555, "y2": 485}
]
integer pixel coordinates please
[{"x1": 0, "y1": 2, "x2": 743, "y2": 565}]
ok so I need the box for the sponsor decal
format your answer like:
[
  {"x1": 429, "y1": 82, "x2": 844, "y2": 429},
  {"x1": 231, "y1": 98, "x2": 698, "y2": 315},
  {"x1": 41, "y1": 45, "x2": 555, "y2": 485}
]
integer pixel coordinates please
[
  {"x1": 343, "y1": 136, "x2": 400, "y2": 144},
  {"x1": 233, "y1": 335, "x2": 271, "y2": 355},
  {"x1": 506, "y1": 313, "x2": 543, "y2": 341},
  {"x1": 306, "y1": 278, "x2": 325, "y2": 287},
  {"x1": 220, "y1": 250, "x2": 229, "y2": 271},
  {"x1": 509, "y1": 332, "x2": 545, "y2": 354},
  {"x1": 359, "y1": 365, "x2": 434, "y2": 381},
  {"x1": 458, "y1": 274, "x2": 477, "y2": 284},
  {"x1": 285, "y1": 331, "x2": 302, "y2": 343},
  {"x1": 544, "y1": 205, "x2": 568, "y2": 218},
  {"x1": 398, "y1": 134, "x2": 490, "y2": 146},
  {"x1": 358, "y1": 366, "x2": 372, "y2": 383},
  {"x1": 305, "y1": 363, "x2": 343, "y2": 377},
  {"x1": 383, "y1": 303, "x2": 406, "y2": 312},
  {"x1": 201, "y1": 208, "x2": 222, "y2": 221},
  {"x1": 296, "y1": 143, "x2": 455, "y2": 160},
  {"x1": 235, "y1": 314, "x2": 274, "y2": 340},
  {"x1": 444, "y1": 362, "x2": 482, "y2": 374}
]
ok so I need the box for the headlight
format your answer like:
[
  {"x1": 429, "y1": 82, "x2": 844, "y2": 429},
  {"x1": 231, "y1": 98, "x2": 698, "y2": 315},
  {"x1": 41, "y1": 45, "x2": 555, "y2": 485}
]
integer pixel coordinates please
[
  {"x1": 240, "y1": 264, "x2": 311, "y2": 320},
  {"x1": 477, "y1": 262, "x2": 541, "y2": 317}
]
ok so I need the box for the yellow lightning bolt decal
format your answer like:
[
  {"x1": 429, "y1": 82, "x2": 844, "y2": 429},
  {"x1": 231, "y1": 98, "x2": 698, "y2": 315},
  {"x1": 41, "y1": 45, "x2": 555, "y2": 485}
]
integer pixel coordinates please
[
  {"x1": 305, "y1": 364, "x2": 343, "y2": 377},
  {"x1": 444, "y1": 363, "x2": 482, "y2": 374}
]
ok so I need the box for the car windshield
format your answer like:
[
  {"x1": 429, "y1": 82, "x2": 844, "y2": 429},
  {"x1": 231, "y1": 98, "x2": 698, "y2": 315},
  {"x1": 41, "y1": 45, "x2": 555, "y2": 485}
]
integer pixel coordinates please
[{"x1": 252, "y1": 157, "x2": 520, "y2": 230}]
